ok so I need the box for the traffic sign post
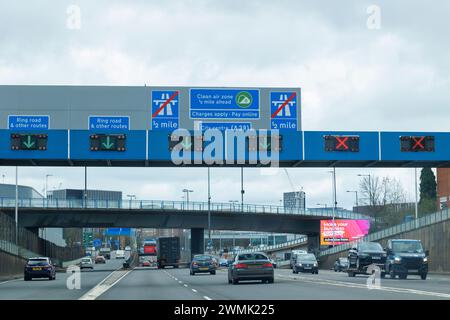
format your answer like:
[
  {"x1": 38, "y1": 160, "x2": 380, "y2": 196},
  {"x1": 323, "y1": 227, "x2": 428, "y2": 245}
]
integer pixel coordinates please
[
  {"x1": 270, "y1": 92, "x2": 297, "y2": 130},
  {"x1": 152, "y1": 90, "x2": 179, "y2": 130}
]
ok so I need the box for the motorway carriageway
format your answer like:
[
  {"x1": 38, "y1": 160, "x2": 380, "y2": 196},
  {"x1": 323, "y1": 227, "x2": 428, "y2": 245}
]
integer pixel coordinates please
[{"x1": 1, "y1": 263, "x2": 450, "y2": 300}]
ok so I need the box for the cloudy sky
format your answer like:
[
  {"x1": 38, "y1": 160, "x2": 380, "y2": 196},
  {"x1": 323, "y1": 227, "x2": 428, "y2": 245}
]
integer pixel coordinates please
[{"x1": 0, "y1": 0, "x2": 448, "y2": 209}]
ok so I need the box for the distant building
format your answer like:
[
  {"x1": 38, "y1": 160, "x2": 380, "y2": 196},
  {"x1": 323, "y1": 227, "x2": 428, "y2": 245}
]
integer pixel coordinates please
[
  {"x1": 0, "y1": 183, "x2": 66, "y2": 247},
  {"x1": 0, "y1": 183, "x2": 43, "y2": 199},
  {"x1": 283, "y1": 191, "x2": 306, "y2": 211},
  {"x1": 47, "y1": 189, "x2": 122, "y2": 201}
]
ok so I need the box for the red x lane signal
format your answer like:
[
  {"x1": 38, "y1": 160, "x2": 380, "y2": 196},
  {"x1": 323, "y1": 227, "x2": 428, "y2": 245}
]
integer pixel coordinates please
[
  {"x1": 324, "y1": 135, "x2": 359, "y2": 152},
  {"x1": 335, "y1": 136, "x2": 349, "y2": 150},
  {"x1": 400, "y1": 136, "x2": 435, "y2": 152},
  {"x1": 412, "y1": 136, "x2": 425, "y2": 150}
]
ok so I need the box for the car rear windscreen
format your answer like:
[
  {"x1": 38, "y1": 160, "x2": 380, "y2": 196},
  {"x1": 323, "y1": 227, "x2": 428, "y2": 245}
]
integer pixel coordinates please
[
  {"x1": 27, "y1": 259, "x2": 48, "y2": 266},
  {"x1": 238, "y1": 253, "x2": 268, "y2": 261}
]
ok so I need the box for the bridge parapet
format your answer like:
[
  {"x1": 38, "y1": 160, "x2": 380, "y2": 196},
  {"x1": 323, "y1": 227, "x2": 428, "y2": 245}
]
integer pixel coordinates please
[{"x1": 0, "y1": 197, "x2": 368, "y2": 220}]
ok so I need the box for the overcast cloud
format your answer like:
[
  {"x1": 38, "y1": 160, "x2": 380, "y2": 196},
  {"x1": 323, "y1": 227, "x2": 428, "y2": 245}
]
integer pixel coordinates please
[{"x1": 0, "y1": 1, "x2": 448, "y2": 209}]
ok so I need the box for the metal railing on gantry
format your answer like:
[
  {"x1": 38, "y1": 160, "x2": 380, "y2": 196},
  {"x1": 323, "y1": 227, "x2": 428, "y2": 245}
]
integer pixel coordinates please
[
  {"x1": 235, "y1": 235, "x2": 309, "y2": 255},
  {"x1": 0, "y1": 197, "x2": 369, "y2": 220}
]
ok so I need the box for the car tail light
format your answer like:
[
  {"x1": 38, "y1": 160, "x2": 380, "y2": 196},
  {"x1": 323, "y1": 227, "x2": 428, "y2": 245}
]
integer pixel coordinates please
[
  {"x1": 235, "y1": 263, "x2": 248, "y2": 269},
  {"x1": 262, "y1": 262, "x2": 273, "y2": 268},
  {"x1": 192, "y1": 262, "x2": 198, "y2": 266}
]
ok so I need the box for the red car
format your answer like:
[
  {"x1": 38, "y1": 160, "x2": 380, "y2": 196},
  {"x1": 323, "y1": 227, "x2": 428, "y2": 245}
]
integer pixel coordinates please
[{"x1": 95, "y1": 255, "x2": 106, "y2": 264}]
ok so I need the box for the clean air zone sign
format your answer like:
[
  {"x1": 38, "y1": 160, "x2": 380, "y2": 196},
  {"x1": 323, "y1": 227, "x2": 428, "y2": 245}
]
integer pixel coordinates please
[
  {"x1": 190, "y1": 89, "x2": 260, "y2": 119},
  {"x1": 151, "y1": 90, "x2": 179, "y2": 130}
]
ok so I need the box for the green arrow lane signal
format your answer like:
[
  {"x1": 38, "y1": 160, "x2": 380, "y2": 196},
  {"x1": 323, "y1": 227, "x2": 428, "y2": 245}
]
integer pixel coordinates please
[
  {"x1": 102, "y1": 136, "x2": 115, "y2": 149},
  {"x1": 181, "y1": 136, "x2": 192, "y2": 150},
  {"x1": 23, "y1": 135, "x2": 36, "y2": 149},
  {"x1": 260, "y1": 136, "x2": 270, "y2": 150}
]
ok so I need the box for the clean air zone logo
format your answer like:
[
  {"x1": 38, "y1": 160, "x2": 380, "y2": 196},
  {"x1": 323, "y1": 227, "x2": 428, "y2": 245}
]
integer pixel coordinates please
[{"x1": 236, "y1": 91, "x2": 253, "y2": 108}]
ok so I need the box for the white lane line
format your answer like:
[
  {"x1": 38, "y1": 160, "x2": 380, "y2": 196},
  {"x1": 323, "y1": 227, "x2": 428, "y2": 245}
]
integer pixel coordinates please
[
  {"x1": 184, "y1": 284, "x2": 188, "y2": 287},
  {"x1": 178, "y1": 281, "x2": 183, "y2": 284},
  {"x1": 0, "y1": 279, "x2": 21, "y2": 285},
  {"x1": 192, "y1": 289, "x2": 198, "y2": 293},
  {"x1": 203, "y1": 296, "x2": 212, "y2": 300},
  {"x1": 79, "y1": 269, "x2": 132, "y2": 300},
  {"x1": 174, "y1": 278, "x2": 178, "y2": 281},
  {"x1": 278, "y1": 274, "x2": 450, "y2": 299}
]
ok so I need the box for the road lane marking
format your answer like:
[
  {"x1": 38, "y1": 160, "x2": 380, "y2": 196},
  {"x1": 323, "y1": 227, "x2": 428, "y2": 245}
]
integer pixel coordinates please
[
  {"x1": 178, "y1": 281, "x2": 183, "y2": 284},
  {"x1": 79, "y1": 269, "x2": 132, "y2": 300},
  {"x1": 204, "y1": 296, "x2": 212, "y2": 300},
  {"x1": 184, "y1": 284, "x2": 188, "y2": 287},
  {"x1": 192, "y1": 289, "x2": 197, "y2": 293},
  {"x1": 278, "y1": 274, "x2": 450, "y2": 299},
  {"x1": 0, "y1": 279, "x2": 21, "y2": 285}
]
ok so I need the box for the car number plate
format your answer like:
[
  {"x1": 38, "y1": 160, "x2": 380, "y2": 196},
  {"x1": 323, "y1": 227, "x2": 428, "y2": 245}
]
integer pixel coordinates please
[
  {"x1": 199, "y1": 267, "x2": 209, "y2": 271},
  {"x1": 32, "y1": 267, "x2": 41, "y2": 271},
  {"x1": 372, "y1": 257, "x2": 381, "y2": 260}
]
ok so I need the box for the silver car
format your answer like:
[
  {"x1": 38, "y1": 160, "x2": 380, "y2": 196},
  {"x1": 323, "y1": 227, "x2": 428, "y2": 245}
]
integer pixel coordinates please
[
  {"x1": 80, "y1": 257, "x2": 94, "y2": 270},
  {"x1": 228, "y1": 252, "x2": 274, "y2": 284}
]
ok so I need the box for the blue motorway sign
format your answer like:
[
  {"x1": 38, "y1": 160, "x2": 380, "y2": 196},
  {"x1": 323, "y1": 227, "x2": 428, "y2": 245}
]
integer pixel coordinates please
[
  {"x1": 93, "y1": 239, "x2": 102, "y2": 248},
  {"x1": 89, "y1": 116, "x2": 129, "y2": 131},
  {"x1": 270, "y1": 92, "x2": 298, "y2": 130},
  {"x1": 200, "y1": 122, "x2": 252, "y2": 131},
  {"x1": 8, "y1": 115, "x2": 49, "y2": 130},
  {"x1": 190, "y1": 89, "x2": 259, "y2": 119},
  {"x1": 151, "y1": 90, "x2": 179, "y2": 130},
  {"x1": 105, "y1": 228, "x2": 132, "y2": 236}
]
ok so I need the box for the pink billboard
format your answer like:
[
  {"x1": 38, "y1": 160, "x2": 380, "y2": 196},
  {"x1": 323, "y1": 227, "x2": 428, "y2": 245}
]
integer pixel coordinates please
[{"x1": 320, "y1": 219, "x2": 370, "y2": 245}]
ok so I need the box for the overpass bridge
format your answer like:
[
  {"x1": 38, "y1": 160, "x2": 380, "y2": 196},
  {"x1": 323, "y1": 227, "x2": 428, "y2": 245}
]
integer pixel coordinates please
[{"x1": 0, "y1": 198, "x2": 367, "y2": 255}]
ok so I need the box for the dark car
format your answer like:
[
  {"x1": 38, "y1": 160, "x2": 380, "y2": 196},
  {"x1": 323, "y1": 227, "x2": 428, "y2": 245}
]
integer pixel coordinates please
[
  {"x1": 347, "y1": 242, "x2": 386, "y2": 277},
  {"x1": 334, "y1": 257, "x2": 349, "y2": 272},
  {"x1": 190, "y1": 255, "x2": 217, "y2": 275},
  {"x1": 385, "y1": 239, "x2": 428, "y2": 280},
  {"x1": 24, "y1": 257, "x2": 56, "y2": 281},
  {"x1": 228, "y1": 252, "x2": 274, "y2": 284},
  {"x1": 293, "y1": 253, "x2": 319, "y2": 274}
]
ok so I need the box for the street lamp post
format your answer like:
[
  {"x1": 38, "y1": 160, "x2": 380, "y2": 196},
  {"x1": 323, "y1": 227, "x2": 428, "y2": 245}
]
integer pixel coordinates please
[
  {"x1": 182, "y1": 189, "x2": 194, "y2": 209},
  {"x1": 329, "y1": 168, "x2": 337, "y2": 247},
  {"x1": 240, "y1": 167, "x2": 245, "y2": 213},
  {"x1": 127, "y1": 194, "x2": 136, "y2": 209},
  {"x1": 346, "y1": 190, "x2": 359, "y2": 208},
  {"x1": 45, "y1": 174, "x2": 53, "y2": 200},
  {"x1": 207, "y1": 167, "x2": 211, "y2": 252}
]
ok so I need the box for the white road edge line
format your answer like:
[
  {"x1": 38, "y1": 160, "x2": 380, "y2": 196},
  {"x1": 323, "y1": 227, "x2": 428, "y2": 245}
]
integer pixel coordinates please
[
  {"x1": 278, "y1": 275, "x2": 450, "y2": 299},
  {"x1": 203, "y1": 296, "x2": 212, "y2": 300},
  {"x1": 79, "y1": 269, "x2": 133, "y2": 300}
]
